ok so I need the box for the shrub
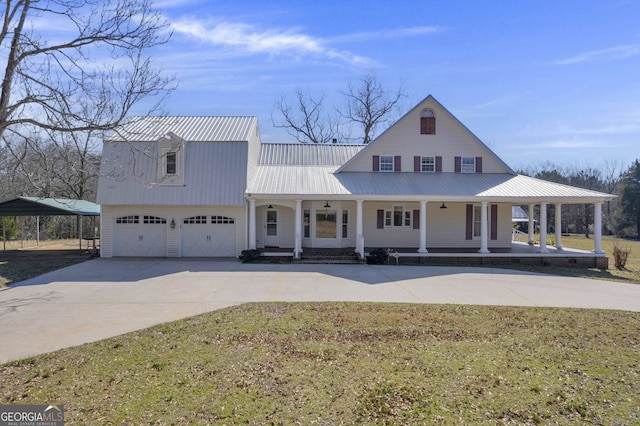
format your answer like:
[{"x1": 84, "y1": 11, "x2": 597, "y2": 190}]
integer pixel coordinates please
[
  {"x1": 367, "y1": 248, "x2": 389, "y2": 265},
  {"x1": 612, "y1": 242, "x2": 631, "y2": 269},
  {"x1": 239, "y1": 249, "x2": 262, "y2": 263}
]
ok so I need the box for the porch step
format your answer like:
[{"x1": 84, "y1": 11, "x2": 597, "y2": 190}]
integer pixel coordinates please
[{"x1": 297, "y1": 249, "x2": 364, "y2": 264}]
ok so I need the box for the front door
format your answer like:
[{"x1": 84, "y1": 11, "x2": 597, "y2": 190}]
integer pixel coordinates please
[{"x1": 264, "y1": 208, "x2": 279, "y2": 247}]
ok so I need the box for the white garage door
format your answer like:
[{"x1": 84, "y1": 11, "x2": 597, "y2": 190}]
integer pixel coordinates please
[
  {"x1": 182, "y1": 215, "x2": 236, "y2": 257},
  {"x1": 113, "y1": 215, "x2": 167, "y2": 257}
]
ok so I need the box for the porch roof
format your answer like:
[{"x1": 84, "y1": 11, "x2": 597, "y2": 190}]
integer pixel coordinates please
[{"x1": 247, "y1": 167, "x2": 615, "y2": 203}]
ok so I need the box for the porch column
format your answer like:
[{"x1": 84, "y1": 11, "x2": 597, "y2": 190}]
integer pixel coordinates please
[
  {"x1": 594, "y1": 202, "x2": 603, "y2": 254},
  {"x1": 418, "y1": 200, "x2": 428, "y2": 253},
  {"x1": 539, "y1": 202, "x2": 548, "y2": 253},
  {"x1": 555, "y1": 203, "x2": 563, "y2": 250},
  {"x1": 294, "y1": 200, "x2": 302, "y2": 258},
  {"x1": 479, "y1": 201, "x2": 489, "y2": 254},
  {"x1": 248, "y1": 199, "x2": 256, "y2": 250},
  {"x1": 356, "y1": 200, "x2": 364, "y2": 256},
  {"x1": 528, "y1": 203, "x2": 535, "y2": 243}
]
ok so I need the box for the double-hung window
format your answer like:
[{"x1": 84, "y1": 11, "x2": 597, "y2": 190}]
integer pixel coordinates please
[
  {"x1": 421, "y1": 156, "x2": 435, "y2": 172},
  {"x1": 380, "y1": 155, "x2": 394, "y2": 172},
  {"x1": 473, "y1": 205, "x2": 482, "y2": 238},
  {"x1": 385, "y1": 206, "x2": 411, "y2": 228},
  {"x1": 461, "y1": 157, "x2": 476, "y2": 173},
  {"x1": 165, "y1": 152, "x2": 177, "y2": 175}
]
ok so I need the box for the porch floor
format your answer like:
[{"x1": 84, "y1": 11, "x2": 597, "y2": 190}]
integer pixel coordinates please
[{"x1": 260, "y1": 242, "x2": 608, "y2": 268}]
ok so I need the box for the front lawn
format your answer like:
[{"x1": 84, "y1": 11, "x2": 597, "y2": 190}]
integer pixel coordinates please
[{"x1": 2, "y1": 303, "x2": 638, "y2": 424}]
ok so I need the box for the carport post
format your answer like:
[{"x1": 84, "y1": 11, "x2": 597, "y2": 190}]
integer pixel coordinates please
[
  {"x1": 78, "y1": 215, "x2": 83, "y2": 253},
  {"x1": 2, "y1": 217, "x2": 5, "y2": 251}
]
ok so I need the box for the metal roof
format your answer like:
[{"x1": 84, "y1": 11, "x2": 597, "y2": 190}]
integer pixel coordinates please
[
  {"x1": 247, "y1": 168, "x2": 614, "y2": 203},
  {"x1": 259, "y1": 143, "x2": 365, "y2": 166},
  {"x1": 512, "y1": 206, "x2": 529, "y2": 222},
  {"x1": 0, "y1": 197, "x2": 100, "y2": 216},
  {"x1": 107, "y1": 116, "x2": 258, "y2": 142}
]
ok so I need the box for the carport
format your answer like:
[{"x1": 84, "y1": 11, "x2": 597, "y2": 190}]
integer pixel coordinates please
[{"x1": 0, "y1": 196, "x2": 100, "y2": 252}]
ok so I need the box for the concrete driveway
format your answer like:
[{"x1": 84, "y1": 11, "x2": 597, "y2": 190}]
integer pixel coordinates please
[{"x1": 1, "y1": 258, "x2": 639, "y2": 363}]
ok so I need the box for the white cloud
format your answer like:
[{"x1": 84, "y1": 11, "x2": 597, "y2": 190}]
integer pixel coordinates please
[
  {"x1": 556, "y1": 44, "x2": 640, "y2": 65},
  {"x1": 170, "y1": 19, "x2": 373, "y2": 66},
  {"x1": 328, "y1": 26, "x2": 445, "y2": 43},
  {"x1": 529, "y1": 139, "x2": 604, "y2": 149}
]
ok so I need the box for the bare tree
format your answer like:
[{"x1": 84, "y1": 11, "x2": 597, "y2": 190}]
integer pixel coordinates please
[
  {"x1": 0, "y1": 0, "x2": 173, "y2": 144},
  {"x1": 272, "y1": 89, "x2": 340, "y2": 144},
  {"x1": 340, "y1": 73, "x2": 405, "y2": 144}
]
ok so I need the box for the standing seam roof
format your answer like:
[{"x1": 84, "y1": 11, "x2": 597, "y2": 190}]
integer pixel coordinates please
[{"x1": 108, "y1": 116, "x2": 257, "y2": 142}]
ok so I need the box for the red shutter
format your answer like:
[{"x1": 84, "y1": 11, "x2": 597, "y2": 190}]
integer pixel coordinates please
[
  {"x1": 394, "y1": 156, "x2": 401, "y2": 172},
  {"x1": 466, "y1": 204, "x2": 473, "y2": 240},
  {"x1": 377, "y1": 209, "x2": 384, "y2": 229},
  {"x1": 491, "y1": 204, "x2": 498, "y2": 240},
  {"x1": 373, "y1": 155, "x2": 379, "y2": 172},
  {"x1": 414, "y1": 156, "x2": 420, "y2": 172},
  {"x1": 420, "y1": 117, "x2": 428, "y2": 134},
  {"x1": 436, "y1": 156, "x2": 442, "y2": 172},
  {"x1": 455, "y1": 156, "x2": 461, "y2": 173},
  {"x1": 476, "y1": 157, "x2": 483, "y2": 173},
  {"x1": 413, "y1": 210, "x2": 420, "y2": 229}
]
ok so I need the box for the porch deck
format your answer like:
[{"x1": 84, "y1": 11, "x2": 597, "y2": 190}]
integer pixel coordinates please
[{"x1": 260, "y1": 242, "x2": 608, "y2": 268}]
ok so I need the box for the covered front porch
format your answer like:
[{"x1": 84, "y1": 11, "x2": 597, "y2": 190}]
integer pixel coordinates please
[{"x1": 246, "y1": 197, "x2": 609, "y2": 268}]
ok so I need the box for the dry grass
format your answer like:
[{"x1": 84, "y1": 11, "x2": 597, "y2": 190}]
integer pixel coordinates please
[
  {"x1": 507, "y1": 234, "x2": 640, "y2": 284},
  {"x1": 1, "y1": 303, "x2": 638, "y2": 424},
  {"x1": 0, "y1": 239, "x2": 93, "y2": 287}
]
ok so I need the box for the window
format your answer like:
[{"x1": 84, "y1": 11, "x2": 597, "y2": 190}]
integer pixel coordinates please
[
  {"x1": 342, "y1": 210, "x2": 348, "y2": 238},
  {"x1": 380, "y1": 155, "x2": 394, "y2": 172},
  {"x1": 473, "y1": 206, "x2": 482, "y2": 238},
  {"x1": 143, "y1": 216, "x2": 166, "y2": 224},
  {"x1": 184, "y1": 216, "x2": 206, "y2": 224},
  {"x1": 303, "y1": 210, "x2": 310, "y2": 238},
  {"x1": 385, "y1": 206, "x2": 411, "y2": 228},
  {"x1": 420, "y1": 108, "x2": 436, "y2": 135},
  {"x1": 461, "y1": 157, "x2": 476, "y2": 173},
  {"x1": 116, "y1": 215, "x2": 138, "y2": 224},
  {"x1": 165, "y1": 152, "x2": 177, "y2": 175},
  {"x1": 212, "y1": 216, "x2": 234, "y2": 224},
  {"x1": 421, "y1": 156, "x2": 435, "y2": 172}
]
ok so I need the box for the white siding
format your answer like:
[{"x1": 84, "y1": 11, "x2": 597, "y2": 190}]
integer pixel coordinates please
[
  {"x1": 101, "y1": 205, "x2": 246, "y2": 257},
  {"x1": 362, "y1": 202, "x2": 511, "y2": 250},
  {"x1": 98, "y1": 141, "x2": 248, "y2": 206},
  {"x1": 340, "y1": 96, "x2": 512, "y2": 174}
]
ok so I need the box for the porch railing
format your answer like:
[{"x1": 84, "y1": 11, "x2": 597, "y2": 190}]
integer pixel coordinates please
[{"x1": 512, "y1": 228, "x2": 529, "y2": 243}]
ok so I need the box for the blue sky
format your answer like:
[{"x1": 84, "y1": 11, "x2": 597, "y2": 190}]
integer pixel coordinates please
[{"x1": 145, "y1": 0, "x2": 640, "y2": 171}]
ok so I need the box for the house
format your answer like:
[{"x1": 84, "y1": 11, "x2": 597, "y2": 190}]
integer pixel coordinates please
[{"x1": 96, "y1": 96, "x2": 614, "y2": 261}]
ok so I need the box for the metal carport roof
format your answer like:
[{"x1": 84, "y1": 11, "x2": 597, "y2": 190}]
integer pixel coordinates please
[{"x1": 0, "y1": 197, "x2": 100, "y2": 216}]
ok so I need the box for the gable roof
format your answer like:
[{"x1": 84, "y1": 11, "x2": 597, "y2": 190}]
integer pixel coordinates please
[
  {"x1": 336, "y1": 95, "x2": 515, "y2": 174},
  {"x1": 98, "y1": 116, "x2": 259, "y2": 206},
  {"x1": 0, "y1": 197, "x2": 100, "y2": 216},
  {"x1": 107, "y1": 116, "x2": 258, "y2": 142}
]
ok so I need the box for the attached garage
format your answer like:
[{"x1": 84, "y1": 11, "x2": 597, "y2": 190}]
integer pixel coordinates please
[
  {"x1": 113, "y1": 215, "x2": 168, "y2": 257},
  {"x1": 181, "y1": 215, "x2": 236, "y2": 257}
]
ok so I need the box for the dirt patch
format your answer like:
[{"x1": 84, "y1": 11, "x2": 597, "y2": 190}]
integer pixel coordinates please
[{"x1": 0, "y1": 239, "x2": 95, "y2": 286}]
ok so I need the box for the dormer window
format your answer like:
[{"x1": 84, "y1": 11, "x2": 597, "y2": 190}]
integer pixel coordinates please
[
  {"x1": 158, "y1": 132, "x2": 186, "y2": 186},
  {"x1": 165, "y1": 152, "x2": 177, "y2": 175},
  {"x1": 420, "y1": 108, "x2": 436, "y2": 135}
]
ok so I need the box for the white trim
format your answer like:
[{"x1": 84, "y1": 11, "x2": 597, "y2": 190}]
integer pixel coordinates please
[
  {"x1": 379, "y1": 155, "x2": 394, "y2": 172},
  {"x1": 461, "y1": 156, "x2": 476, "y2": 173}
]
